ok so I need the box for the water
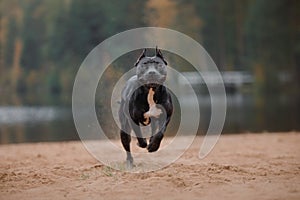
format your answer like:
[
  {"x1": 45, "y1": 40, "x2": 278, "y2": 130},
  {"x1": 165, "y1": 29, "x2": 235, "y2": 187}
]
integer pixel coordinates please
[
  {"x1": 198, "y1": 93, "x2": 300, "y2": 133},
  {"x1": 0, "y1": 106, "x2": 67, "y2": 124},
  {"x1": 0, "y1": 93, "x2": 299, "y2": 144},
  {"x1": 0, "y1": 106, "x2": 77, "y2": 144}
]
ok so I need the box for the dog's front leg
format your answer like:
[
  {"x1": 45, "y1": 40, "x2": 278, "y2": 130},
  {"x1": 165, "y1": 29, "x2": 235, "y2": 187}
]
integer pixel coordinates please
[
  {"x1": 129, "y1": 118, "x2": 148, "y2": 148},
  {"x1": 147, "y1": 114, "x2": 171, "y2": 152}
]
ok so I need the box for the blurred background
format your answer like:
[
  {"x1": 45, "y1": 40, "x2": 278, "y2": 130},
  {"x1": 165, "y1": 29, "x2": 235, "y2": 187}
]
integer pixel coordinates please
[{"x1": 0, "y1": 0, "x2": 299, "y2": 144}]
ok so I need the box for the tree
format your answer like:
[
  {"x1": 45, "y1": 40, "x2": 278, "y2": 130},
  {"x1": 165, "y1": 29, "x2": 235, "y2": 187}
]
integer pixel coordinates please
[
  {"x1": 245, "y1": 0, "x2": 298, "y2": 94},
  {"x1": 20, "y1": 0, "x2": 46, "y2": 70}
]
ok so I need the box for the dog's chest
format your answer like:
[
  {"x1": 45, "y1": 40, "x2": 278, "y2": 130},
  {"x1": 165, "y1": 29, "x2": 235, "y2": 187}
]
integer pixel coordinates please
[{"x1": 133, "y1": 88, "x2": 158, "y2": 106}]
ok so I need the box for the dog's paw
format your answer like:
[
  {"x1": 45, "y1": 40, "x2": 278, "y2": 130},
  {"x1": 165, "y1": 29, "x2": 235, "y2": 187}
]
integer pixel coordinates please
[
  {"x1": 137, "y1": 138, "x2": 147, "y2": 148},
  {"x1": 147, "y1": 134, "x2": 163, "y2": 152},
  {"x1": 126, "y1": 160, "x2": 134, "y2": 169}
]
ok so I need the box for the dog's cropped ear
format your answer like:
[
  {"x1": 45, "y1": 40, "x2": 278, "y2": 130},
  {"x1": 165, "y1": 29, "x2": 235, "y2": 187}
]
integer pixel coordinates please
[
  {"x1": 155, "y1": 47, "x2": 168, "y2": 65},
  {"x1": 134, "y1": 49, "x2": 147, "y2": 66}
]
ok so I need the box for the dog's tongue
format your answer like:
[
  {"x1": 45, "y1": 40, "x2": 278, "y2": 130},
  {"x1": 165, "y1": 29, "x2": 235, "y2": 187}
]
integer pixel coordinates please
[
  {"x1": 143, "y1": 87, "x2": 162, "y2": 125},
  {"x1": 147, "y1": 88, "x2": 155, "y2": 106}
]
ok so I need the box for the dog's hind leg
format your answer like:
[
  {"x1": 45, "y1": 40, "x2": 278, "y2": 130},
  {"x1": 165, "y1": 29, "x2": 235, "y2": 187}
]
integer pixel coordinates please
[
  {"x1": 120, "y1": 129, "x2": 133, "y2": 169},
  {"x1": 119, "y1": 102, "x2": 133, "y2": 169}
]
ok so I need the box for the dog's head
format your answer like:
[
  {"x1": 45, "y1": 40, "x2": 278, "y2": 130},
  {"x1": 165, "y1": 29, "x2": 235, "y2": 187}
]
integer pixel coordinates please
[{"x1": 135, "y1": 47, "x2": 168, "y2": 88}]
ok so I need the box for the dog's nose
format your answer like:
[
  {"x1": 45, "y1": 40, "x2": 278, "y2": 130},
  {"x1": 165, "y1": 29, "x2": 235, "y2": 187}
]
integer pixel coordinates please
[{"x1": 148, "y1": 71, "x2": 156, "y2": 75}]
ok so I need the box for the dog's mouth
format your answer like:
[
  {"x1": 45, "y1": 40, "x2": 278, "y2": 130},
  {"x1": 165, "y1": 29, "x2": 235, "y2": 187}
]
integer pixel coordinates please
[
  {"x1": 145, "y1": 83, "x2": 160, "y2": 89},
  {"x1": 138, "y1": 75, "x2": 166, "y2": 89}
]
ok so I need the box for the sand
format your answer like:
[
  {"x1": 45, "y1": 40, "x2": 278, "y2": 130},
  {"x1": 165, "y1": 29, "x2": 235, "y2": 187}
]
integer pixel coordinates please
[{"x1": 1, "y1": 132, "x2": 300, "y2": 200}]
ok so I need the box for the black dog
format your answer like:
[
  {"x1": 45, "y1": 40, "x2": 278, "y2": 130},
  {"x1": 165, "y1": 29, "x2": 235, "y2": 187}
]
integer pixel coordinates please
[{"x1": 118, "y1": 47, "x2": 173, "y2": 168}]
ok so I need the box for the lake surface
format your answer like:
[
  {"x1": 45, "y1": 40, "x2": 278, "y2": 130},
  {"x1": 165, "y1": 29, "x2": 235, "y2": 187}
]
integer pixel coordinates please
[
  {"x1": 0, "y1": 106, "x2": 78, "y2": 144},
  {"x1": 0, "y1": 92, "x2": 299, "y2": 144}
]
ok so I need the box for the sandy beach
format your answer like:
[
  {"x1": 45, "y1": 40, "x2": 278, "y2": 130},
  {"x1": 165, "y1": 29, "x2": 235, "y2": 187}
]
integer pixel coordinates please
[{"x1": 1, "y1": 132, "x2": 300, "y2": 200}]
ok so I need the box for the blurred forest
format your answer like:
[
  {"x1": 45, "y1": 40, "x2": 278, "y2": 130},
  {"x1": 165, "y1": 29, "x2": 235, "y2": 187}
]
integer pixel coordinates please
[
  {"x1": 0, "y1": 0, "x2": 300, "y2": 143},
  {"x1": 0, "y1": 0, "x2": 299, "y2": 104}
]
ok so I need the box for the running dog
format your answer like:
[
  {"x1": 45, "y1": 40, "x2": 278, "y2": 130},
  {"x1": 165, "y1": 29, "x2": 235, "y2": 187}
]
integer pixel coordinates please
[{"x1": 118, "y1": 47, "x2": 173, "y2": 168}]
